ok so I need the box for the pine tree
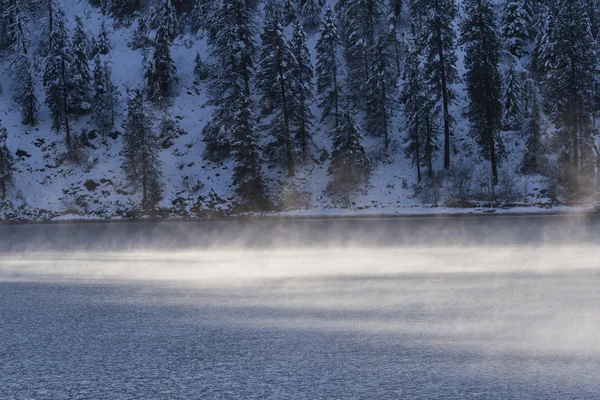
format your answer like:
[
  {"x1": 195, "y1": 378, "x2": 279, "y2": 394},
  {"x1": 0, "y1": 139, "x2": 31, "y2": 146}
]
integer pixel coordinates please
[
  {"x1": 502, "y1": 0, "x2": 528, "y2": 58},
  {"x1": 522, "y1": 93, "x2": 542, "y2": 174},
  {"x1": 8, "y1": 0, "x2": 38, "y2": 125},
  {"x1": 202, "y1": 0, "x2": 258, "y2": 161},
  {"x1": 290, "y1": 19, "x2": 315, "y2": 161},
  {"x1": 255, "y1": 16, "x2": 296, "y2": 176},
  {"x1": 300, "y1": 0, "x2": 323, "y2": 31},
  {"x1": 153, "y1": 0, "x2": 180, "y2": 41},
  {"x1": 503, "y1": 60, "x2": 523, "y2": 130},
  {"x1": 283, "y1": 0, "x2": 297, "y2": 25},
  {"x1": 461, "y1": 0, "x2": 504, "y2": 186},
  {"x1": 365, "y1": 34, "x2": 396, "y2": 149},
  {"x1": 0, "y1": 123, "x2": 14, "y2": 200},
  {"x1": 339, "y1": 0, "x2": 385, "y2": 111},
  {"x1": 131, "y1": 15, "x2": 149, "y2": 50},
  {"x1": 43, "y1": 8, "x2": 75, "y2": 146},
  {"x1": 71, "y1": 15, "x2": 92, "y2": 114},
  {"x1": 542, "y1": 0, "x2": 597, "y2": 191},
  {"x1": 231, "y1": 90, "x2": 267, "y2": 209},
  {"x1": 316, "y1": 8, "x2": 342, "y2": 128},
  {"x1": 328, "y1": 106, "x2": 370, "y2": 196},
  {"x1": 144, "y1": 24, "x2": 178, "y2": 104},
  {"x1": 94, "y1": 19, "x2": 111, "y2": 55},
  {"x1": 122, "y1": 90, "x2": 162, "y2": 208},
  {"x1": 410, "y1": 0, "x2": 459, "y2": 170},
  {"x1": 92, "y1": 55, "x2": 119, "y2": 134},
  {"x1": 403, "y1": 38, "x2": 439, "y2": 181}
]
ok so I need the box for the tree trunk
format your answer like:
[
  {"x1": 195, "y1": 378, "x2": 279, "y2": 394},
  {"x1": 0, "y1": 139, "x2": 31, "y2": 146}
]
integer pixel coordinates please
[{"x1": 279, "y1": 68, "x2": 294, "y2": 177}]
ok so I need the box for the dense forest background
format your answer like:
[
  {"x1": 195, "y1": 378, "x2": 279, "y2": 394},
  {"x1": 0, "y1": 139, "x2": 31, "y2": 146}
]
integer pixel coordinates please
[{"x1": 0, "y1": 0, "x2": 599, "y2": 220}]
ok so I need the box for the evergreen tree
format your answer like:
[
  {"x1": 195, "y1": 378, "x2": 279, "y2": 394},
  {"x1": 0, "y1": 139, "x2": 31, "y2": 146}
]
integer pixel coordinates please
[
  {"x1": 231, "y1": 90, "x2": 267, "y2": 209},
  {"x1": 130, "y1": 15, "x2": 149, "y2": 50},
  {"x1": 92, "y1": 55, "x2": 119, "y2": 134},
  {"x1": 339, "y1": 0, "x2": 385, "y2": 111},
  {"x1": 94, "y1": 19, "x2": 111, "y2": 55},
  {"x1": 522, "y1": 93, "x2": 542, "y2": 174},
  {"x1": 71, "y1": 16, "x2": 92, "y2": 114},
  {"x1": 502, "y1": 0, "x2": 528, "y2": 58},
  {"x1": 283, "y1": 0, "x2": 297, "y2": 25},
  {"x1": 410, "y1": 0, "x2": 459, "y2": 170},
  {"x1": 290, "y1": 19, "x2": 315, "y2": 161},
  {"x1": 122, "y1": 90, "x2": 162, "y2": 208},
  {"x1": 255, "y1": 16, "x2": 296, "y2": 176},
  {"x1": 315, "y1": 8, "x2": 342, "y2": 127},
  {"x1": 328, "y1": 106, "x2": 370, "y2": 196},
  {"x1": 43, "y1": 8, "x2": 75, "y2": 146},
  {"x1": 365, "y1": 34, "x2": 396, "y2": 149},
  {"x1": 202, "y1": 0, "x2": 258, "y2": 161},
  {"x1": 144, "y1": 24, "x2": 178, "y2": 103},
  {"x1": 461, "y1": 0, "x2": 504, "y2": 186},
  {"x1": 153, "y1": 0, "x2": 180, "y2": 41},
  {"x1": 110, "y1": 0, "x2": 141, "y2": 18},
  {"x1": 542, "y1": 0, "x2": 598, "y2": 191},
  {"x1": 300, "y1": 0, "x2": 323, "y2": 31},
  {"x1": 403, "y1": 38, "x2": 438, "y2": 181},
  {"x1": 8, "y1": 0, "x2": 38, "y2": 125},
  {"x1": 0, "y1": 123, "x2": 14, "y2": 200},
  {"x1": 503, "y1": 60, "x2": 523, "y2": 130}
]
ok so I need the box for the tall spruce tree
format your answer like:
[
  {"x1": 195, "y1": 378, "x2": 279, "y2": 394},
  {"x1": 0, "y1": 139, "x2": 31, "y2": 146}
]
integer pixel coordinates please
[
  {"x1": 290, "y1": 19, "x2": 315, "y2": 161},
  {"x1": 94, "y1": 19, "x2": 111, "y2": 55},
  {"x1": 92, "y1": 55, "x2": 119, "y2": 134},
  {"x1": 8, "y1": 0, "x2": 38, "y2": 125},
  {"x1": 122, "y1": 90, "x2": 162, "y2": 208},
  {"x1": 542, "y1": 0, "x2": 598, "y2": 192},
  {"x1": 231, "y1": 90, "x2": 267, "y2": 209},
  {"x1": 410, "y1": 0, "x2": 458, "y2": 170},
  {"x1": 202, "y1": 0, "x2": 257, "y2": 161},
  {"x1": 522, "y1": 93, "x2": 542, "y2": 174},
  {"x1": 328, "y1": 105, "x2": 370, "y2": 196},
  {"x1": 503, "y1": 60, "x2": 523, "y2": 130},
  {"x1": 300, "y1": 0, "x2": 323, "y2": 31},
  {"x1": 502, "y1": 0, "x2": 528, "y2": 58},
  {"x1": 315, "y1": 8, "x2": 342, "y2": 128},
  {"x1": 71, "y1": 16, "x2": 92, "y2": 114},
  {"x1": 0, "y1": 123, "x2": 14, "y2": 200},
  {"x1": 144, "y1": 24, "x2": 178, "y2": 104},
  {"x1": 255, "y1": 16, "x2": 296, "y2": 176},
  {"x1": 365, "y1": 33, "x2": 396, "y2": 149},
  {"x1": 153, "y1": 0, "x2": 180, "y2": 41},
  {"x1": 461, "y1": 0, "x2": 504, "y2": 186},
  {"x1": 403, "y1": 37, "x2": 438, "y2": 181},
  {"x1": 43, "y1": 8, "x2": 75, "y2": 146}
]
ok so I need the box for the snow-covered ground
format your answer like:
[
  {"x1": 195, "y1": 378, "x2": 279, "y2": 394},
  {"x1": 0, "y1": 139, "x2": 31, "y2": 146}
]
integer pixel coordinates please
[{"x1": 0, "y1": 0, "x2": 595, "y2": 223}]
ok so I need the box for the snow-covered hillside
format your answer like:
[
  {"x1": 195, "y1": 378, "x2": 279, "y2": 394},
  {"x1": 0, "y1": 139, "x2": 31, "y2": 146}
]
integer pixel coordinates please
[{"x1": 0, "y1": 0, "x2": 596, "y2": 221}]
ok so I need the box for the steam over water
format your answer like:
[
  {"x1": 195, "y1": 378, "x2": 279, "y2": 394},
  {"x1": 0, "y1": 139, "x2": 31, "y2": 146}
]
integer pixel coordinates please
[{"x1": 1, "y1": 215, "x2": 600, "y2": 398}]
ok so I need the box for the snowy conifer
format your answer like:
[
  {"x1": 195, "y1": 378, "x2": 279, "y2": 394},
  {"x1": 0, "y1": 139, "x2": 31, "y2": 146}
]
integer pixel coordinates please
[
  {"x1": 131, "y1": 15, "x2": 149, "y2": 50},
  {"x1": 316, "y1": 8, "x2": 342, "y2": 128},
  {"x1": 410, "y1": 0, "x2": 459, "y2": 170},
  {"x1": 461, "y1": 0, "x2": 504, "y2": 186},
  {"x1": 255, "y1": 15, "x2": 296, "y2": 176},
  {"x1": 122, "y1": 90, "x2": 162, "y2": 208},
  {"x1": 365, "y1": 34, "x2": 396, "y2": 149},
  {"x1": 502, "y1": 0, "x2": 528, "y2": 58},
  {"x1": 327, "y1": 106, "x2": 370, "y2": 196},
  {"x1": 43, "y1": 8, "x2": 76, "y2": 146},
  {"x1": 503, "y1": 61, "x2": 523, "y2": 131},
  {"x1": 522, "y1": 93, "x2": 542, "y2": 174},
  {"x1": 300, "y1": 0, "x2": 323, "y2": 31},
  {"x1": 202, "y1": 0, "x2": 258, "y2": 161},
  {"x1": 92, "y1": 55, "x2": 119, "y2": 134},
  {"x1": 153, "y1": 0, "x2": 181, "y2": 41},
  {"x1": 144, "y1": 24, "x2": 178, "y2": 104},
  {"x1": 0, "y1": 124, "x2": 14, "y2": 200},
  {"x1": 193, "y1": 52, "x2": 209, "y2": 81},
  {"x1": 231, "y1": 91, "x2": 267, "y2": 209},
  {"x1": 71, "y1": 16, "x2": 92, "y2": 114},
  {"x1": 94, "y1": 19, "x2": 111, "y2": 56},
  {"x1": 290, "y1": 20, "x2": 315, "y2": 161}
]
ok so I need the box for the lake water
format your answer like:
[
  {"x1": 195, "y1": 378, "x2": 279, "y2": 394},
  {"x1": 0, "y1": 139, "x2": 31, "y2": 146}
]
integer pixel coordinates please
[{"x1": 1, "y1": 215, "x2": 599, "y2": 399}]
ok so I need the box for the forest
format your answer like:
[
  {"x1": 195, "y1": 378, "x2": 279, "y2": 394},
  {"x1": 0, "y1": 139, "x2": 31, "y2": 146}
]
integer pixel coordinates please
[{"x1": 0, "y1": 0, "x2": 598, "y2": 219}]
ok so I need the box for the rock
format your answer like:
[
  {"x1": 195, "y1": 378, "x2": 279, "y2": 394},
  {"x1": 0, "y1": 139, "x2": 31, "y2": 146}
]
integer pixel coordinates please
[
  {"x1": 16, "y1": 149, "x2": 32, "y2": 158},
  {"x1": 84, "y1": 180, "x2": 99, "y2": 192}
]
